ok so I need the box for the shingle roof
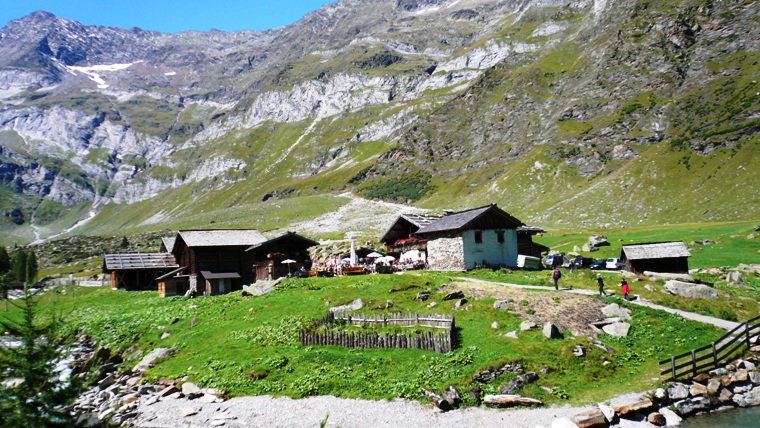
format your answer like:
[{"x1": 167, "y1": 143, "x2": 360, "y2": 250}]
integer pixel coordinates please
[
  {"x1": 103, "y1": 253, "x2": 178, "y2": 271},
  {"x1": 246, "y1": 232, "x2": 319, "y2": 251},
  {"x1": 622, "y1": 241, "x2": 691, "y2": 260},
  {"x1": 160, "y1": 236, "x2": 176, "y2": 252},
  {"x1": 417, "y1": 205, "x2": 523, "y2": 234},
  {"x1": 178, "y1": 230, "x2": 267, "y2": 247},
  {"x1": 401, "y1": 213, "x2": 441, "y2": 228}
]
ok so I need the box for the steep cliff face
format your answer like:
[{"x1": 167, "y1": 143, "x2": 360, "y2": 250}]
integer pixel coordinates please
[{"x1": 0, "y1": 0, "x2": 758, "y2": 244}]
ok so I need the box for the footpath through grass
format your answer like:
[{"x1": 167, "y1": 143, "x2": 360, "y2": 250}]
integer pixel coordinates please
[{"x1": 12, "y1": 271, "x2": 728, "y2": 407}]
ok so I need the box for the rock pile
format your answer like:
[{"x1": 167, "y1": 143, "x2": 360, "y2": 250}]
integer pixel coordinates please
[
  {"x1": 557, "y1": 347, "x2": 760, "y2": 427},
  {"x1": 70, "y1": 345, "x2": 224, "y2": 427}
]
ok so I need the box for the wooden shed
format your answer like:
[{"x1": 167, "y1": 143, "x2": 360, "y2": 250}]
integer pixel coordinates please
[
  {"x1": 620, "y1": 241, "x2": 691, "y2": 274},
  {"x1": 102, "y1": 252, "x2": 179, "y2": 291},
  {"x1": 171, "y1": 229, "x2": 267, "y2": 295}
]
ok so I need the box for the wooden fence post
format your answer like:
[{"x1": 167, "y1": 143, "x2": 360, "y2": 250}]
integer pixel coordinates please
[
  {"x1": 745, "y1": 322, "x2": 751, "y2": 349},
  {"x1": 712, "y1": 343, "x2": 718, "y2": 371},
  {"x1": 691, "y1": 350, "x2": 697, "y2": 378}
]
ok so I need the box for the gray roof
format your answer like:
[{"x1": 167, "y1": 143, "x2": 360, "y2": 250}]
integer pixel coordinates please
[
  {"x1": 200, "y1": 271, "x2": 241, "y2": 279},
  {"x1": 622, "y1": 241, "x2": 691, "y2": 260},
  {"x1": 246, "y1": 232, "x2": 319, "y2": 251},
  {"x1": 160, "y1": 236, "x2": 176, "y2": 252},
  {"x1": 401, "y1": 213, "x2": 441, "y2": 228},
  {"x1": 178, "y1": 229, "x2": 267, "y2": 248},
  {"x1": 417, "y1": 205, "x2": 523, "y2": 234},
  {"x1": 517, "y1": 225, "x2": 545, "y2": 234},
  {"x1": 104, "y1": 253, "x2": 178, "y2": 271}
]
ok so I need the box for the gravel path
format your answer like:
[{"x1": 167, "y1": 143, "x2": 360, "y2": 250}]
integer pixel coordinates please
[{"x1": 133, "y1": 392, "x2": 647, "y2": 428}]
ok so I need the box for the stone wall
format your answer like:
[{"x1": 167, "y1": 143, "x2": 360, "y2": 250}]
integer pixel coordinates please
[{"x1": 427, "y1": 234, "x2": 465, "y2": 271}]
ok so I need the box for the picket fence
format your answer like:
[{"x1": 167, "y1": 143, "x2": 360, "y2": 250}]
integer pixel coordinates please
[{"x1": 299, "y1": 311, "x2": 454, "y2": 353}]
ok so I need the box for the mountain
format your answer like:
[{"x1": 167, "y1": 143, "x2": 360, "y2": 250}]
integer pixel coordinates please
[{"x1": 0, "y1": 0, "x2": 758, "y2": 245}]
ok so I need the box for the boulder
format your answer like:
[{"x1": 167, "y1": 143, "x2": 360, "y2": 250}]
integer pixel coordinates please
[
  {"x1": 733, "y1": 387, "x2": 760, "y2": 407},
  {"x1": 443, "y1": 290, "x2": 465, "y2": 301},
  {"x1": 613, "y1": 399, "x2": 654, "y2": 416},
  {"x1": 589, "y1": 236, "x2": 610, "y2": 247},
  {"x1": 645, "y1": 272, "x2": 695, "y2": 283},
  {"x1": 452, "y1": 298, "x2": 467, "y2": 310},
  {"x1": 718, "y1": 387, "x2": 733, "y2": 403},
  {"x1": 726, "y1": 271, "x2": 744, "y2": 284},
  {"x1": 415, "y1": 292, "x2": 430, "y2": 302},
  {"x1": 493, "y1": 300, "x2": 509, "y2": 310},
  {"x1": 667, "y1": 383, "x2": 690, "y2": 400},
  {"x1": 749, "y1": 371, "x2": 760, "y2": 385},
  {"x1": 386, "y1": 300, "x2": 394, "y2": 309},
  {"x1": 182, "y1": 382, "x2": 203, "y2": 399},
  {"x1": 602, "y1": 322, "x2": 630, "y2": 337},
  {"x1": 503, "y1": 331, "x2": 519, "y2": 339},
  {"x1": 157, "y1": 385, "x2": 180, "y2": 397},
  {"x1": 569, "y1": 409, "x2": 608, "y2": 428},
  {"x1": 647, "y1": 412, "x2": 666, "y2": 426},
  {"x1": 602, "y1": 303, "x2": 632, "y2": 320},
  {"x1": 441, "y1": 385, "x2": 462, "y2": 407},
  {"x1": 181, "y1": 407, "x2": 197, "y2": 417},
  {"x1": 733, "y1": 369, "x2": 749, "y2": 383},
  {"x1": 598, "y1": 403, "x2": 615, "y2": 422},
  {"x1": 658, "y1": 407, "x2": 682, "y2": 426},
  {"x1": 543, "y1": 322, "x2": 562, "y2": 339},
  {"x1": 707, "y1": 378, "x2": 721, "y2": 394},
  {"x1": 689, "y1": 382, "x2": 707, "y2": 396},
  {"x1": 483, "y1": 394, "x2": 542, "y2": 407},
  {"x1": 652, "y1": 388, "x2": 668, "y2": 403},
  {"x1": 520, "y1": 320, "x2": 537, "y2": 331},
  {"x1": 491, "y1": 321, "x2": 499, "y2": 329},
  {"x1": 551, "y1": 417, "x2": 579, "y2": 428},
  {"x1": 330, "y1": 298, "x2": 364, "y2": 313},
  {"x1": 134, "y1": 348, "x2": 177, "y2": 373},
  {"x1": 582, "y1": 244, "x2": 597, "y2": 252},
  {"x1": 498, "y1": 373, "x2": 536, "y2": 394},
  {"x1": 674, "y1": 396, "x2": 710, "y2": 415},
  {"x1": 664, "y1": 280, "x2": 718, "y2": 300}
]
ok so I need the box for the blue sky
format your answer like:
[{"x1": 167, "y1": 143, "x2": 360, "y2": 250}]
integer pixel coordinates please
[{"x1": 0, "y1": 0, "x2": 332, "y2": 33}]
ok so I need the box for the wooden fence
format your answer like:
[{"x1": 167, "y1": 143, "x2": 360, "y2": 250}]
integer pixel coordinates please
[
  {"x1": 659, "y1": 314, "x2": 760, "y2": 381},
  {"x1": 299, "y1": 311, "x2": 454, "y2": 353},
  {"x1": 330, "y1": 310, "x2": 454, "y2": 330}
]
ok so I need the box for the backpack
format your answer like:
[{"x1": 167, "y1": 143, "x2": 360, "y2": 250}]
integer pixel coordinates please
[{"x1": 553, "y1": 269, "x2": 561, "y2": 279}]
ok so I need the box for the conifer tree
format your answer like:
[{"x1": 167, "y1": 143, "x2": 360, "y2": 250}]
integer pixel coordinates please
[{"x1": 0, "y1": 287, "x2": 81, "y2": 426}]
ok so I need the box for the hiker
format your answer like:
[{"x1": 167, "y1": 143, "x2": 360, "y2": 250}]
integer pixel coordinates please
[
  {"x1": 621, "y1": 279, "x2": 631, "y2": 301},
  {"x1": 597, "y1": 274, "x2": 606, "y2": 296},
  {"x1": 552, "y1": 267, "x2": 561, "y2": 290}
]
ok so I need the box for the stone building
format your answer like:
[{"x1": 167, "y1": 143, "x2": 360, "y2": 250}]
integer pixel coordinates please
[{"x1": 415, "y1": 204, "x2": 531, "y2": 271}]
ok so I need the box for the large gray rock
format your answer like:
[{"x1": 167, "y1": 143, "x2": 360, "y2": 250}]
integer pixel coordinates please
[
  {"x1": 588, "y1": 236, "x2": 610, "y2": 247},
  {"x1": 645, "y1": 272, "x2": 694, "y2": 282},
  {"x1": 182, "y1": 382, "x2": 203, "y2": 399},
  {"x1": 726, "y1": 271, "x2": 744, "y2": 284},
  {"x1": 667, "y1": 383, "x2": 690, "y2": 400},
  {"x1": 658, "y1": 407, "x2": 682, "y2": 426},
  {"x1": 602, "y1": 322, "x2": 630, "y2": 337},
  {"x1": 330, "y1": 298, "x2": 364, "y2": 313},
  {"x1": 494, "y1": 300, "x2": 509, "y2": 310},
  {"x1": 733, "y1": 387, "x2": 760, "y2": 407},
  {"x1": 543, "y1": 322, "x2": 562, "y2": 339},
  {"x1": 134, "y1": 348, "x2": 176, "y2": 373},
  {"x1": 520, "y1": 320, "x2": 537, "y2": 331},
  {"x1": 674, "y1": 397, "x2": 711, "y2": 415},
  {"x1": 664, "y1": 280, "x2": 718, "y2": 300},
  {"x1": 602, "y1": 303, "x2": 631, "y2": 320}
]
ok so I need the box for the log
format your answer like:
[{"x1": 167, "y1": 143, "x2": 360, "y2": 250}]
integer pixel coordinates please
[
  {"x1": 483, "y1": 394, "x2": 543, "y2": 407},
  {"x1": 421, "y1": 387, "x2": 452, "y2": 411}
]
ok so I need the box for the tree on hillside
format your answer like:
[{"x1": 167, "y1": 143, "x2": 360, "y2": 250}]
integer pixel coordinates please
[
  {"x1": 120, "y1": 236, "x2": 130, "y2": 249},
  {"x1": 11, "y1": 250, "x2": 27, "y2": 283},
  {"x1": 0, "y1": 247, "x2": 10, "y2": 275},
  {"x1": 25, "y1": 250, "x2": 38, "y2": 284},
  {"x1": 0, "y1": 286, "x2": 82, "y2": 427}
]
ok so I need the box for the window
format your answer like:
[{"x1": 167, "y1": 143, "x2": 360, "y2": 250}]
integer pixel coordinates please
[
  {"x1": 496, "y1": 230, "x2": 505, "y2": 243},
  {"x1": 474, "y1": 231, "x2": 482, "y2": 244}
]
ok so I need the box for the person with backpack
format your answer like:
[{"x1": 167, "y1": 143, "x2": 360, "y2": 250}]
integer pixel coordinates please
[
  {"x1": 597, "y1": 274, "x2": 606, "y2": 296},
  {"x1": 552, "y1": 267, "x2": 561, "y2": 290},
  {"x1": 621, "y1": 279, "x2": 632, "y2": 301}
]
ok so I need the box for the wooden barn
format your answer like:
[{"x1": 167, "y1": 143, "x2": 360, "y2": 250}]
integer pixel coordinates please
[
  {"x1": 246, "y1": 232, "x2": 319, "y2": 281},
  {"x1": 380, "y1": 213, "x2": 440, "y2": 257},
  {"x1": 620, "y1": 241, "x2": 691, "y2": 274},
  {"x1": 170, "y1": 229, "x2": 267, "y2": 296},
  {"x1": 416, "y1": 204, "x2": 524, "y2": 271},
  {"x1": 102, "y1": 253, "x2": 179, "y2": 291}
]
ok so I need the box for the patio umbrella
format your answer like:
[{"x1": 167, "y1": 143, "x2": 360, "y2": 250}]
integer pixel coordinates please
[
  {"x1": 367, "y1": 251, "x2": 383, "y2": 258},
  {"x1": 350, "y1": 240, "x2": 357, "y2": 267},
  {"x1": 282, "y1": 259, "x2": 296, "y2": 275}
]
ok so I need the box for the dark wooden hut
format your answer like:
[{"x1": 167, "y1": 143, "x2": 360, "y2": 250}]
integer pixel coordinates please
[
  {"x1": 102, "y1": 253, "x2": 179, "y2": 291},
  {"x1": 246, "y1": 232, "x2": 319, "y2": 281},
  {"x1": 620, "y1": 241, "x2": 691, "y2": 274}
]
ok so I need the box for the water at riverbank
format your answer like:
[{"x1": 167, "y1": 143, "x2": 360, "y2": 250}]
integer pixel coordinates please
[{"x1": 680, "y1": 406, "x2": 760, "y2": 427}]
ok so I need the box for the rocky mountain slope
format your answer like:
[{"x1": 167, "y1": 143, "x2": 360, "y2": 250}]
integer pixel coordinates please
[{"x1": 0, "y1": 0, "x2": 758, "y2": 245}]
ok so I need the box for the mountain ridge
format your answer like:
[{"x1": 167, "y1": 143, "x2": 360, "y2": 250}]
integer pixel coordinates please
[{"x1": 0, "y1": 0, "x2": 758, "y2": 245}]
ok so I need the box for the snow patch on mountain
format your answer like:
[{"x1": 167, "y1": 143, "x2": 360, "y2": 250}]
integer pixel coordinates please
[{"x1": 67, "y1": 61, "x2": 142, "y2": 89}]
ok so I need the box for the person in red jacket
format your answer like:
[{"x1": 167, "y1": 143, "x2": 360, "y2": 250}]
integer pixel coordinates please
[{"x1": 621, "y1": 279, "x2": 631, "y2": 301}]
